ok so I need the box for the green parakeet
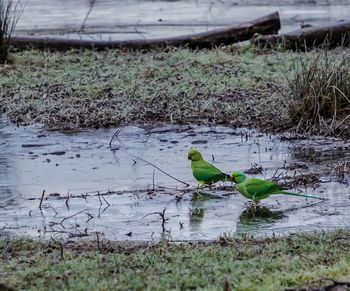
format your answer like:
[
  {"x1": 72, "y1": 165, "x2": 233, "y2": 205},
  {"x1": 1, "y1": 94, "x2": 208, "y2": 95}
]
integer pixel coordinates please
[
  {"x1": 231, "y1": 171, "x2": 324, "y2": 203},
  {"x1": 188, "y1": 148, "x2": 231, "y2": 186}
]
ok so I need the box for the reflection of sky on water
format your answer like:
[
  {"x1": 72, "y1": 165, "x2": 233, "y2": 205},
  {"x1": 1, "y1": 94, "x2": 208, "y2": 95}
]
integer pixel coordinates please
[
  {"x1": 0, "y1": 120, "x2": 349, "y2": 241},
  {"x1": 15, "y1": 0, "x2": 350, "y2": 39}
]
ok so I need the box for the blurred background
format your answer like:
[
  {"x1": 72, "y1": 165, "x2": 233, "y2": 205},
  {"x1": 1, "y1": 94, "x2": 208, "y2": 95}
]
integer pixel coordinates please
[{"x1": 15, "y1": 0, "x2": 350, "y2": 40}]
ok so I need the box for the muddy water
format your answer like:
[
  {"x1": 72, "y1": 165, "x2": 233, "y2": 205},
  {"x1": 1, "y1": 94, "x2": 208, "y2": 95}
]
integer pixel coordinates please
[
  {"x1": 16, "y1": 0, "x2": 350, "y2": 40},
  {"x1": 0, "y1": 119, "x2": 349, "y2": 241}
]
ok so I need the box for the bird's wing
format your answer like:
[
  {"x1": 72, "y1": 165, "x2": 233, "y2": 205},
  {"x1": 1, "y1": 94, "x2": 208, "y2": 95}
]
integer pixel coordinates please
[
  {"x1": 245, "y1": 178, "x2": 280, "y2": 196},
  {"x1": 193, "y1": 161, "x2": 227, "y2": 182}
]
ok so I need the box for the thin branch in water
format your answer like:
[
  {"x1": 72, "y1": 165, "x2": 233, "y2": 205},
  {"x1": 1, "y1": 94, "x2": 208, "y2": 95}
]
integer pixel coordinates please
[
  {"x1": 142, "y1": 208, "x2": 169, "y2": 233},
  {"x1": 97, "y1": 191, "x2": 103, "y2": 206},
  {"x1": 59, "y1": 209, "x2": 87, "y2": 228},
  {"x1": 86, "y1": 213, "x2": 94, "y2": 223},
  {"x1": 134, "y1": 156, "x2": 190, "y2": 187},
  {"x1": 80, "y1": 193, "x2": 88, "y2": 202},
  {"x1": 101, "y1": 194, "x2": 110, "y2": 206},
  {"x1": 39, "y1": 190, "x2": 45, "y2": 210},
  {"x1": 98, "y1": 204, "x2": 110, "y2": 218},
  {"x1": 65, "y1": 194, "x2": 70, "y2": 210},
  {"x1": 49, "y1": 205, "x2": 58, "y2": 215},
  {"x1": 79, "y1": 0, "x2": 96, "y2": 32},
  {"x1": 108, "y1": 127, "x2": 189, "y2": 187},
  {"x1": 109, "y1": 129, "x2": 120, "y2": 150}
]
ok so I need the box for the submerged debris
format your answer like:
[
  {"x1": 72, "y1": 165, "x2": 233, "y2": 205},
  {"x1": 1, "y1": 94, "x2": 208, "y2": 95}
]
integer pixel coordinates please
[{"x1": 244, "y1": 163, "x2": 263, "y2": 174}]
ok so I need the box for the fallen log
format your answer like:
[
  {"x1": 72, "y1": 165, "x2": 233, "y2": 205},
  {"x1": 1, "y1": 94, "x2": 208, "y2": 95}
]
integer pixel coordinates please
[
  {"x1": 252, "y1": 20, "x2": 350, "y2": 50},
  {"x1": 10, "y1": 12, "x2": 280, "y2": 51}
]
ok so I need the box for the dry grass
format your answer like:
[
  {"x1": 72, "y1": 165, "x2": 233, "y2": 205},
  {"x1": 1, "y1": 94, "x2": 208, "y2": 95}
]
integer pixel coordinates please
[
  {"x1": 285, "y1": 49, "x2": 350, "y2": 137},
  {"x1": 0, "y1": 46, "x2": 349, "y2": 138},
  {"x1": 330, "y1": 161, "x2": 350, "y2": 182},
  {"x1": 0, "y1": 0, "x2": 21, "y2": 63},
  {"x1": 0, "y1": 47, "x2": 290, "y2": 130}
]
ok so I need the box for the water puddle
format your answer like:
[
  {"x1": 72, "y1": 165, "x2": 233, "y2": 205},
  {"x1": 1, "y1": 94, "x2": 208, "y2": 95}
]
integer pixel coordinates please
[
  {"x1": 0, "y1": 119, "x2": 349, "y2": 241},
  {"x1": 16, "y1": 0, "x2": 350, "y2": 40}
]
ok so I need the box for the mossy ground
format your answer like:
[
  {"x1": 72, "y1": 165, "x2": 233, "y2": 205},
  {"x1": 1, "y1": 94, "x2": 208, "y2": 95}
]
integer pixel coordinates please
[
  {"x1": 1, "y1": 230, "x2": 350, "y2": 290},
  {"x1": 1, "y1": 45, "x2": 350, "y2": 290},
  {"x1": 1, "y1": 46, "x2": 348, "y2": 136}
]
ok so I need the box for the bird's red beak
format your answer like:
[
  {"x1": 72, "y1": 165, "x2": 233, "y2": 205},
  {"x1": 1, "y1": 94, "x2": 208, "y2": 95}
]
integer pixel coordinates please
[{"x1": 188, "y1": 155, "x2": 191, "y2": 160}]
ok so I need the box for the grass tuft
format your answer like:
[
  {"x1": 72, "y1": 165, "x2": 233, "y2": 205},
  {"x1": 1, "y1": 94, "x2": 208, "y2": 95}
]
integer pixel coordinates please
[
  {"x1": 0, "y1": 0, "x2": 21, "y2": 63},
  {"x1": 285, "y1": 49, "x2": 350, "y2": 136}
]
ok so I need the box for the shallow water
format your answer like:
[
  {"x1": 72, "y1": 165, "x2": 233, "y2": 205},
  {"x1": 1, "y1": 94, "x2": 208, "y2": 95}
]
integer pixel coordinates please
[
  {"x1": 16, "y1": 0, "x2": 350, "y2": 40},
  {"x1": 0, "y1": 119, "x2": 349, "y2": 241}
]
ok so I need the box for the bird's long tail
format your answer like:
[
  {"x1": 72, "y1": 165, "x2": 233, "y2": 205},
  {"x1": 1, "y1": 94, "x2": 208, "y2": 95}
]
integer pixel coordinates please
[{"x1": 280, "y1": 191, "x2": 326, "y2": 200}]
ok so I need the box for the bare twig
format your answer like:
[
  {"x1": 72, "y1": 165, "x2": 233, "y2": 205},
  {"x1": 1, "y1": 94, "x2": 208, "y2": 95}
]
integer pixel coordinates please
[
  {"x1": 96, "y1": 231, "x2": 101, "y2": 251},
  {"x1": 65, "y1": 194, "x2": 70, "y2": 210},
  {"x1": 101, "y1": 194, "x2": 110, "y2": 206},
  {"x1": 160, "y1": 208, "x2": 168, "y2": 232},
  {"x1": 0, "y1": 0, "x2": 23, "y2": 63},
  {"x1": 97, "y1": 191, "x2": 103, "y2": 206},
  {"x1": 110, "y1": 127, "x2": 187, "y2": 187},
  {"x1": 142, "y1": 208, "x2": 169, "y2": 233},
  {"x1": 86, "y1": 213, "x2": 94, "y2": 223},
  {"x1": 79, "y1": 0, "x2": 96, "y2": 32},
  {"x1": 59, "y1": 241, "x2": 64, "y2": 260},
  {"x1": 80, "y1": 193, "x2": 88, "y2": 202},
  {"x1": 109, "y1": 129, "x2": 120, "y2": 150},
  {"x1": 134, "y1": 156, "x2": 190, "y2": 187},
  {"x1": 98, "y1": 204, "x2": 110, "y2": 218},
  {"x1": 49, "y1": 205, "x2": 58, "y2": 215},
  {"x1": 39, "y1": 190, "x2": 45, "y2": 210},
  {"x1": 59, "y1": 209, "x2": 87, "y2": 228}
]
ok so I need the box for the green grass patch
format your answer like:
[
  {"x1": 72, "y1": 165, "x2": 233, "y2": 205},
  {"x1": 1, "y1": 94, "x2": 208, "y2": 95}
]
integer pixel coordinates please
[
  {"x1": 0, "y1": 46, "x2": 349, "y2": 137},
  {"x1": 1, "y1": 230, "x2": 350, "y2": 290}
]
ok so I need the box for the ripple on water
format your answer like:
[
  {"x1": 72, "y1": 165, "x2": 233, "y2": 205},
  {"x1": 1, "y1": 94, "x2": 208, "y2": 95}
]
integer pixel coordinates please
[{"x1": 0, "y1": 122, "x2": 349, "y2": 241}]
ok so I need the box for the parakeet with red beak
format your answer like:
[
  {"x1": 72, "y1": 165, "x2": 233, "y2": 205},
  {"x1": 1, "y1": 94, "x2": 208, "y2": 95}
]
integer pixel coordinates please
[
  {"x1": 188, "y1": 148, "x2": 231, "y2": 187},
  {"x1": 231, "y1": 171, "x2": 325, "y2": 203}
]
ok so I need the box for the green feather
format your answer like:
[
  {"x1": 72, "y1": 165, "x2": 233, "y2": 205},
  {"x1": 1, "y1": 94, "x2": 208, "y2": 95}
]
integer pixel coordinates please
[
  {"x1": 188, "y1": 148, "x2": 230, "y2": 186},
  {"x1": 279, "y1": 191, "x2": 325, "y2": 200},
  {"x1": 232, "y1": 171, "x2": 325, "y2": 203}
]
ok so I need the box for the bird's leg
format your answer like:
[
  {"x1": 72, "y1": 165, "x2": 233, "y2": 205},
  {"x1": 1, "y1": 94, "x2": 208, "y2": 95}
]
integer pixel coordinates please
[
  {"x1": 199, "y1": 181, "x2": 206, "y2": 188},
  {"x1": 252, "y1": 192, "x2": 257, "y2": 200},
  {"x1": 251, "y1": 193, "x2": 260, "y2": 209},
  {"x1": 247, "y1": 200, "x2": 259, "y2": 211},
  {"x1": 195, "y1": 182, "x2": 205, "y2": 194}
]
